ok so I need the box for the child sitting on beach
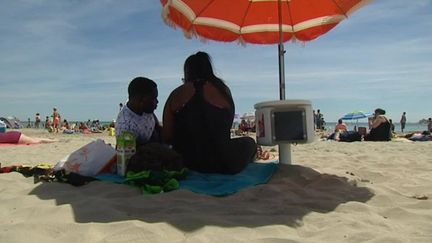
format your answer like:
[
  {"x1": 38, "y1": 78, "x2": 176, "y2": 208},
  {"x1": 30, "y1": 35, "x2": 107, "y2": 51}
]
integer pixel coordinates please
[{"x1": 115, "y1": 77, "x2": 162, "y2": 146}]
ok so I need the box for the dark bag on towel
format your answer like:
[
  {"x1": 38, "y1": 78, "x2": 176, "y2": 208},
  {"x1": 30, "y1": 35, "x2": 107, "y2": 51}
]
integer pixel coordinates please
[
  {"x1": 339, "y1": 131, "x2": 362, "y2": 142},
  {"x1": 127, "y1": 143, "x2": 184, "y2": 172}
]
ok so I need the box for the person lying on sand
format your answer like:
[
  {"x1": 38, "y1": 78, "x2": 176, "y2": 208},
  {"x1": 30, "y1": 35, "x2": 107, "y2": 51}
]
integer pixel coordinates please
[{"x1": 0, "y1": 131, "x2": 57, "y2": 144}]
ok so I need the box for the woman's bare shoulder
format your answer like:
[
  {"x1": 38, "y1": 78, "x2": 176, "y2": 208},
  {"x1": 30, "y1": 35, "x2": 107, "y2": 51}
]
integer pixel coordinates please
[
  {"x1": 167, "y1": 83, "x2": 195, "y2": 111},
  {"x1": 170, "y1": 83, "x2": 194, "y2": 98}
]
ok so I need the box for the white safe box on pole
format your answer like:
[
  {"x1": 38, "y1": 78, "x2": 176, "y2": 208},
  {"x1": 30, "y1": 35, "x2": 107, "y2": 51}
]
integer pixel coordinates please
[{"x1": 254, "y1": 100, "x2": 315, "y2": 164}]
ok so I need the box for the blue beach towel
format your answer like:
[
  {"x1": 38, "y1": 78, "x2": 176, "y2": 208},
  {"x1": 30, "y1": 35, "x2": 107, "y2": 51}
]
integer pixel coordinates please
[
  {"x1": 179, "y1": 162, "x2": 278, "y2": 196},
  {"x1": 96, "y1": 162, "x2": 278, "y2": 196}
]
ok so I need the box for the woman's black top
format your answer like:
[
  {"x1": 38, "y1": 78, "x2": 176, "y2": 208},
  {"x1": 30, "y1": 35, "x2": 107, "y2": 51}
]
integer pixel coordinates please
[{"x1": 172, "y1": 80, "x2": 233, "y2": 172}]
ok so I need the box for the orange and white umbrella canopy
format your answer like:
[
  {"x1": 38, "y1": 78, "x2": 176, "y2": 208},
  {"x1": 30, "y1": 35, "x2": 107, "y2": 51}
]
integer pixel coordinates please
[
  {"x1": 161, "y1": 0, "x2": 370, "y2": 100},
  {"x1": 161, "y1": 0, "x2": 370, "y2": 44}
]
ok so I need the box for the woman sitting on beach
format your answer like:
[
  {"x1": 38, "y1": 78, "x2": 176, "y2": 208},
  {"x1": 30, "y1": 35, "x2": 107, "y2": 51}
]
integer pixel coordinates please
[
  {"x1": 364, "y1": 108, "x2": 392, "y2": 141},
  {"x1": 0, "y1": 131, "x2": 56, "y2": 144},
  {"x1": 162, "y1": 51, "x2": 257, "y2": 174}
]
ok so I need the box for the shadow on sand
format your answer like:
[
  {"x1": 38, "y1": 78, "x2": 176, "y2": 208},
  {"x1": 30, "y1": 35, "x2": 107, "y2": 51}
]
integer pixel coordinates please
[{"x1": 29, "y1": 164, "x2": 374, "y2": 231}]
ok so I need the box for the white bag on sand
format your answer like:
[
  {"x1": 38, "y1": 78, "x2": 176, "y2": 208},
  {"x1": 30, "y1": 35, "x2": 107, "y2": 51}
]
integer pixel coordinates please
[{"x1": 54, "y1": 139, "x2": 116, "y2": 177}]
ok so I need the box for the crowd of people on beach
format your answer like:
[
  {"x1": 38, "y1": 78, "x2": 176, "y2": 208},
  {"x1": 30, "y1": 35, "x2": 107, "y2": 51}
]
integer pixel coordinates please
[
  {"x1": 22, "y1": 107, "x2": 107, "y2": 135},
  {"x1": 1, "y1": 107, "x2": 111, "y2": 145}
]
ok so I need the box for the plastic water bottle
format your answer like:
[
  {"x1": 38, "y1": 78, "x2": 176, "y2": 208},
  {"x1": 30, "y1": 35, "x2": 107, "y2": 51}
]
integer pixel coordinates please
[
  {"x1": 0, "y1": 120, "x2": 6, "y2": 133},
  {"x1": 116, "y1": 131, "x2": 136, "y2": 176}
]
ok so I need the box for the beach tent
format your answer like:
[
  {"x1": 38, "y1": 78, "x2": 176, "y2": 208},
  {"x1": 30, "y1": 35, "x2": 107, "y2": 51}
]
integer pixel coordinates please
[{"x1": 0, "y1": 116, "x2": 21, "y2": 129}]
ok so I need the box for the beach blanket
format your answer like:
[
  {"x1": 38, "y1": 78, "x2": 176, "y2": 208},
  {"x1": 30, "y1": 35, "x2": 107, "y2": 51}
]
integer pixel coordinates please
[
  {"x1": 97, "y1": 162, "x2": 278, "y2": 196},
  {"x1": 4, "y1": 161, "x2": 277, "y2": 196},
  {"x1": 179, "y1": 162, "x2": 278, "y2": 196}
]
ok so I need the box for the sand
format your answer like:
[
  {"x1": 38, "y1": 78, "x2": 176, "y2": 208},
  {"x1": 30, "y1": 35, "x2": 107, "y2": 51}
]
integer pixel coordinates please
[{"x1": 1, "y1": 128, "x2": 431, "y2": 242}]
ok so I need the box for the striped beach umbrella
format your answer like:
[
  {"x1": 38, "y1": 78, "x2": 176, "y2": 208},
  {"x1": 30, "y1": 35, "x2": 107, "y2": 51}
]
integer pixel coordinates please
[
  {"x1": 161, "y1": 0, "x2": 370, "y2": 100},
  {"x1": 340, "y1": 111, "x2": 373, "y2": 120}
]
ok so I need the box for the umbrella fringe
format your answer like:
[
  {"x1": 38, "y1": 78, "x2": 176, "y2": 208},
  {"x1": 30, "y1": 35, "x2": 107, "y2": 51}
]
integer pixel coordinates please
[
  {"x1": 161, "y1": 4, "x2": 176, "y2": 28},
  {"x1": 347, "y1": 0, "x2": 373, "y2": 17}
]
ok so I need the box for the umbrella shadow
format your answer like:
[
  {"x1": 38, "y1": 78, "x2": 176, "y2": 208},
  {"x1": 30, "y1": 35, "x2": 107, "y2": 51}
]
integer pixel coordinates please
[{"x1": 29, "y1": 164, "x2": 374, "y2": 231}]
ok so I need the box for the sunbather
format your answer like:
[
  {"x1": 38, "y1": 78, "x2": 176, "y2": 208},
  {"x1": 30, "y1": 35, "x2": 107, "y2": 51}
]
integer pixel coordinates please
[{"x1": 0, "y1": 131, "x2": 56, "y2": 144}]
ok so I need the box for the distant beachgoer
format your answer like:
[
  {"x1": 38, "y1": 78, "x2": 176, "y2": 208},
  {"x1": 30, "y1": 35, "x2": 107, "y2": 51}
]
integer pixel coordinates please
[
  {"x1": 0, "y1": 131, "x2": 56, "y2": 144},
  {"x1": 115, "y1": 77, "x2": 161, "y2": 146},
  {"x1": 61, "y1": 119, "x2": 74, "y2": 134},
  {"x1": 368, "y1": 115, "x2": 374, "y2": 130},
  {"x1": 400, "y1": 112, "x2": 407, "y2": 133},
  {"x1": 320, "y1": 117, "x2": 326, "y2": 131},
  {"x1": 428, "y1": 118, "x2": 432, "y2": 132},
  {"x1": 35, "y1": 113, "x2": 41, "y2": 128},
  {"x1": 389, "y1": 119, "x2": 395, "y2": 133},
  {"x1": 239, "y1": 119, "x2": 250, "y2": 134},
  {"x1": 313, "y1": 110, "x2": 317, "y2": 130},
  {"x1": 335, "y1": 119, "x2": 348, "y2": 132},
  {"x1": 407, "y1": 131, "x2": 432, "y2": 142},
  {"x1": 26, "y1": 118, "x2": 31, "y2": 128},
  {"x1": 78, "y1": 122, "x2": 90, "y2": 133},
  {"x1": 119, "y1": 103, "x2": 123, "y2": 111},
  {"x1": 109, "y1": 120, "x2": 115, "y2": 128},
  {"x1": 62, "y1": 119, "x2": 70, "y2": 130},
  {"x1": 364, "y1": 108, "x2": 392, "y2": 141},
  {"x1": 163, "y1": 51, "x2": 256, "y2": 174},
  {"x1": 328, "y1": 119, "x2": 349, "y2": 141},
  {"x1": 45, "y1": 116, "x2": 49, "y2": 128},
  {"x1": 52, "y1": 107, "x2": 61, "y2": 133},
  {"x1": 316, "y1": 109, "x2": 322, "y2": 131}
]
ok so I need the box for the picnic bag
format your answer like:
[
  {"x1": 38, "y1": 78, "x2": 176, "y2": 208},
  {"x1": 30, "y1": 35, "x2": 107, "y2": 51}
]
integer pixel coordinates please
[
  {"x1": 339, "y1": 131, "x2": 362, "y2": 142},
  {"x1": 54, "y1": 139, "x2": 116, "y2": 176}
]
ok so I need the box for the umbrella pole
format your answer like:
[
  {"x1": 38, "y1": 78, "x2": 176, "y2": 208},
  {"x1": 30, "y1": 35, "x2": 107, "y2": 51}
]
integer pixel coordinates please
[
  {"x1": 278, "y1": 0, "x2": 286, "y2": 101},
  {"x1": 277, "y1": 0, "x2": 291, "y2": 165},
  {"x1": 278, "y1": 44, "x2": 286, "y2": 101},
  {"x1": 279, "y1": 143, "x2": 292, "y2": 164}
]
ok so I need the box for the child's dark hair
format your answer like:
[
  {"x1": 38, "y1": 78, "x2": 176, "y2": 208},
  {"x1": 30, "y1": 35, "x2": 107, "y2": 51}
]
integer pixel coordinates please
[{"x1": 128, "y1": 77, "x2": 157, "y2": 99}]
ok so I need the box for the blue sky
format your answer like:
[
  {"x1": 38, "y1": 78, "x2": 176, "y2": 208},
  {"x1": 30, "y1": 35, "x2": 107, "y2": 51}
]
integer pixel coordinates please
[{"x1": 1, "y1": 0, "x2": 431, "y2": 123}]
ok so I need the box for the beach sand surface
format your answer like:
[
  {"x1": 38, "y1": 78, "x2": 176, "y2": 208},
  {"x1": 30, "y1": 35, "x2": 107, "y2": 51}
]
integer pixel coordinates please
[{"x1": 1, "y1": 129, "x2": 431, "y2": 242}]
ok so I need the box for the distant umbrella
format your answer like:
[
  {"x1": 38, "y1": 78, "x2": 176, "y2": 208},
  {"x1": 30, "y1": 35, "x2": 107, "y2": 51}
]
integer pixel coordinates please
[
  {"x1": 341, "y1": 111, "x2": 373, "y2": 120},
  {"x1": 340, "y1": 111, "x2": 373, "y2": 130}
]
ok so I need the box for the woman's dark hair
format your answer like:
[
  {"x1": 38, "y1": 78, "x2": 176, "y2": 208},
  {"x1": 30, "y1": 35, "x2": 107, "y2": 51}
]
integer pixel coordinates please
[
  {"x1": 183, "y1": 51, "x2": 235, "y2": 114},
  {"x1": 375, "y1": 108, "x2": 386, "y2": 115}
]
